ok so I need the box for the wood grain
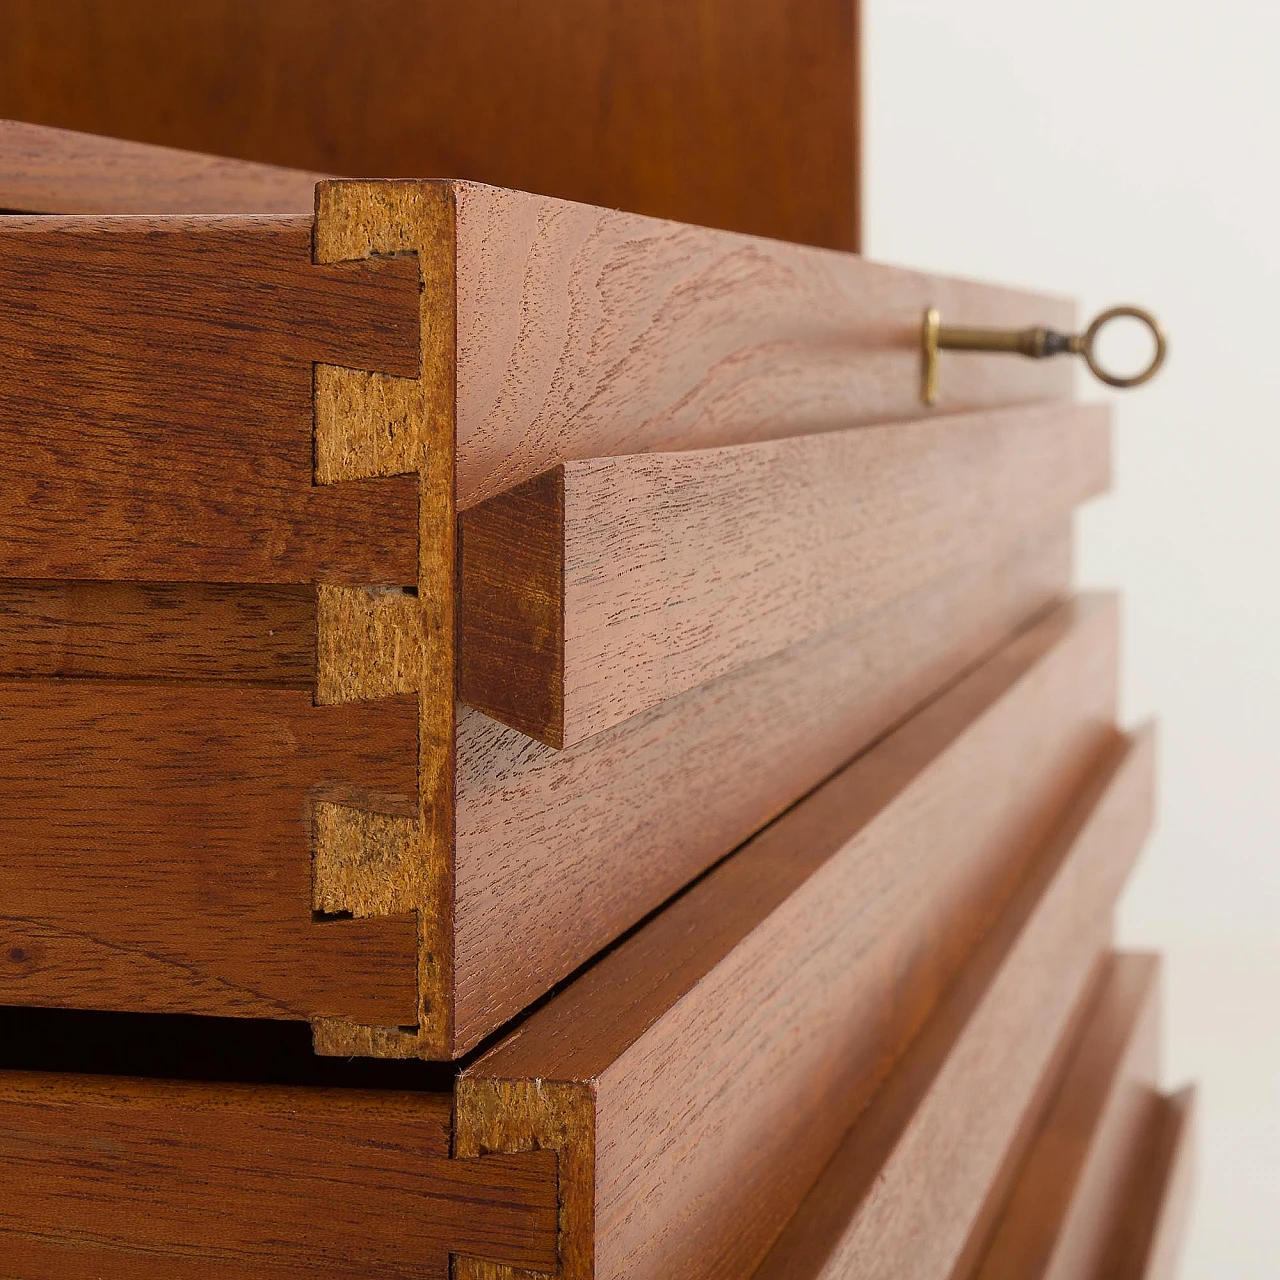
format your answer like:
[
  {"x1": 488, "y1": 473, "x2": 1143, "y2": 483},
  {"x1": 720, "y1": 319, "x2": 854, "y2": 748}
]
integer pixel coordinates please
[
  {"x1": 0, "y1": 182, "x2": 1088, "y2": 1058},
  {"x1": 751, "y1": 730, "x2": 1156, "y2": 1280},
  {"x1": 1114, "y1": 1088, "x2": 1198, "y2": 1280},
  {"x1": 0, "y1": 118, "x2": 325, "y2": 214},
  {"x1": 449, "y1": 524, "x2": 1074, "y2": 1054},
  {"x1": 460, "y1": 468, "x2": 565, "y2": 744},
  {"x1": 0, "y1": 682, "x2": 420, "y2": 1026},
  {"x1": 0, "y1": 214, "x2": 419, "y2": 583},
  {"x1": 3, "y1": 185, "x2": 1074, "y2": 587},
  {"x1": 0, "y1": 539, "x2": 1071, "y2": 1055},
  {"x1": 0, "y1": 579, "x2": 316, "y2": 685},
  {"x1": 456, "y1": 596, "x2": 1124, "y2": 1279},
  {"x1": 0, "y1": 0, "x2": 861, "y2": 250},
  {"x1": 460, "y1": 402, "x2": 1109, "y2": 746},
  {"x1": 0, "y1": 1072, "x2": 558, "y2": 1278},
  {"x1": 970, "y1": 952, "x2": 1162, "y2": 1280},
  {"x1": 450, "y1": 181, "x2": 1075, "y2": 509},
  {"x1": 0, "y1": 525, "x2": 1071, "y2": 1056}
]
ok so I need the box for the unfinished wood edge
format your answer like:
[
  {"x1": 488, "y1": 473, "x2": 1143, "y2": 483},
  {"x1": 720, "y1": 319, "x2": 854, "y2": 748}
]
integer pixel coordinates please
[
  {"x1": 454, "y1": 1079, "x2": 595, "y2": 1280},
  {"x1": 314, "y1": 362, "x2": 424, "y2": 483},
  {"x1": 312, "y1": 178, "x2": 455, "y2": 483},
  {"x1": 309, "y1": 179, "x2": 460, "y2": 1060},
  {"x1": 459, "y1": 467, "x2": 567, "y2": 748},
  {"x1": 309, "y1": 1015, "x2": 425, "y2": 1060},
  {"x1": 315, "y1": 583, "x2": 427, "y2": 703},
  {"x1": 312, "y1": 802, "x2": 422, "y2": 916}
]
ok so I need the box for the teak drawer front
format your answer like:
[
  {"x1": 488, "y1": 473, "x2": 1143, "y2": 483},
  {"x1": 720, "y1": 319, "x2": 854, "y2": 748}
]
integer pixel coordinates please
[
  {"x1": 0, "y1": 1074, "x2": 557, "y2": 1279},
  {"x1": 0, "y1": 180, "x2": 1072, "y2": 579},
  {"x1": 967, "y1": 952, "x2": 1167, "y2": 1280},
  {"x1": 751, "y1": 731, "x2": 1156, "y2": 1280},
  {"x1": 454, "y1": 596, "x2": 1126, "y2": 1280},
  {"x1": 459, "y1": 402, "x2": 1109, "y2": 746},
  {"x1": 0, "y1": 527, "x2": 1071, "y2": 1052}
]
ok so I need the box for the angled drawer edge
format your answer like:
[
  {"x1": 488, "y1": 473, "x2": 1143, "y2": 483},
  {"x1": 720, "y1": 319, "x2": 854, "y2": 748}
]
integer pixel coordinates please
[
  {"x1": 750, "y1": 728, "x2": 1157, "y2": 1280},
  {"x1": 968, "y1": 951, "x2": 1163, "y2": 1280},
  {"x1": 459, "y1": 401, "x2": 1110, "y2": 747},
  {"x1": 455, "y1": 598, "x2": 1130, "y2": 1280}
]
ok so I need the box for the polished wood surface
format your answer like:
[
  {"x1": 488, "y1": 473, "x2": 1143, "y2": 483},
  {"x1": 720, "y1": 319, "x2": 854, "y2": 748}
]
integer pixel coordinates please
[
  {"x1": 0, "y1": 580, "x2": 315, "y2": 686},
  {"x1": 0, "y1": 186, "x2": 1073, "y2": 583},
  {"x1": 456, "y1": 597, "x2": 1122, "y2": 1279},
  {"x1": 971, "y1": 953, "x2": 1162, "y2": 1280},
  {"x1": 449, "y1": 528, "x2": 1072, "y2": 1053},
  {"x1": 0, "y1": 527, "x2": 1067, "y2": 1054},
  {"x1": 752, "y1": 733, "x2": 1156, "y2": 1280},
  {"x1": 0, "y1": 118, "x2": 323, "y2": 214},
  {"x1": 0, "y1": 214, "x2": 419, "y2": 584},
  {"x1": 0, "y1": 0, "x2": 862, "y2": 250},
  {"x1": 460, "y1": 403, "x2": 1109, "y2": 746},
  {"x1": 0, "y1": 1072, "x2": 557, "y2": 1278},
  {"x1": 447, "y1": 182, "x2": 1074, "y2": 510},
  {"x1": 0, "y1": 684, "x2": 420, "y2": 1025},
  {"x1": 1, "y1": 180, "x2": 1105, "y2": 1062}
]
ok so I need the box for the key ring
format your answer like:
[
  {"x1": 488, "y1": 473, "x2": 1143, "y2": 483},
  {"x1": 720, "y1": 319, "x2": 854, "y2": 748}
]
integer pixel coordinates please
[
  {"x1": 922, "y1": 303, "x2": 1167, "y2": 404},
  {"x1": 1077, "y1": 305, "x2": 1167, "y2": 389}
]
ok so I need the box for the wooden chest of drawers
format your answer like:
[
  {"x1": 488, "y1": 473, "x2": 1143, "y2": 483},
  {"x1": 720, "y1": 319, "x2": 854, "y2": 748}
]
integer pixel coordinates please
[{"x1": 0, "y1": 120, "x2": 1192, "y2": 1279}]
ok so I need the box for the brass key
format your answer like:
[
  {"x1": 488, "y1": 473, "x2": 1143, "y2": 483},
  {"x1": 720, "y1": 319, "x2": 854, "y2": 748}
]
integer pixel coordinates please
[{"x1": 921, "y1": 304, "x2": 1167, "y2": 405}]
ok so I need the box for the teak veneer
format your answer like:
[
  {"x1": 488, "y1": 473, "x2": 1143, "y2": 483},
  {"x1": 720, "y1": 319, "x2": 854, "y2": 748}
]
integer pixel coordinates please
[
  {"x1": 750, "y1": 731, "x2": 1156, "y2": 1280},
  {"x1": 460, "y1": 402, "x2": 1109, "y2": 746},
  {"x1": 0, "y1": 579, "x2": 317, "y2": 686},
  {"x1": 0, "y1": 173, "x2": 1090, "y2": 1058},
  {"x1": 453, "y1": 596, "x2": 1126, "y2": 1280},
  {"x1": 0, "y1": 683, "x2": 421, "y2": 1025},
  {"x1": 969, "y1": 951, "x2": 1166, "y2": 1280},
  {"x1": 0, "y1": 1074, "x2": 557, "y2": 1278},
  {"x1": 0, "y1": 1, "x2": 863, "y2": 251},
  {"x1": 0, "y1": 529, "x2": 1071, "y2": 1051}
]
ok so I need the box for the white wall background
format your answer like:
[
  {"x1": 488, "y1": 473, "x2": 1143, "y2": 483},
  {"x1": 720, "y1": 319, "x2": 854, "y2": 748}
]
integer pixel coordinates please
[{"x1": 864, "y1": 2, "x2": 1279, "y2": 1273}]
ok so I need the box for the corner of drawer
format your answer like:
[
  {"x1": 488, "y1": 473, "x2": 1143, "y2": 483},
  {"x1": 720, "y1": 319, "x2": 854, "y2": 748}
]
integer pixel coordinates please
[
  {"x1": 454, "y1": 1076, "x2": 597, "y2": 1280},
  {"x1": 310, "y1": 177, "x2": 457, "y2": 487}
]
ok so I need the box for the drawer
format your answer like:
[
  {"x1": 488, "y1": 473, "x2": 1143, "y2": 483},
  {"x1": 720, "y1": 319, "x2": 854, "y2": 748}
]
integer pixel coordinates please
[
  {"x1": 0, "y1": 165, "x2": 1097, "y2": 1058},
  {"x1": 456, "y1": 597, "x2": 1132, "y2": 1280},
  {"x1": 966, "y1": 954, "x2": 1195, "y2": 1280},
  {"x1": 0, "y1": 597, "x2": 1145, "y2": 1280},
  {"x1": 749, "y1": 729, "x2": 1156, "y2": 1280},
  {"x1": 0, "y1": 1071, "x2": 557, "y2": 1280},
  {"x1": 0, "y1": 529, "x2": 1074, "y2": 1054}
]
